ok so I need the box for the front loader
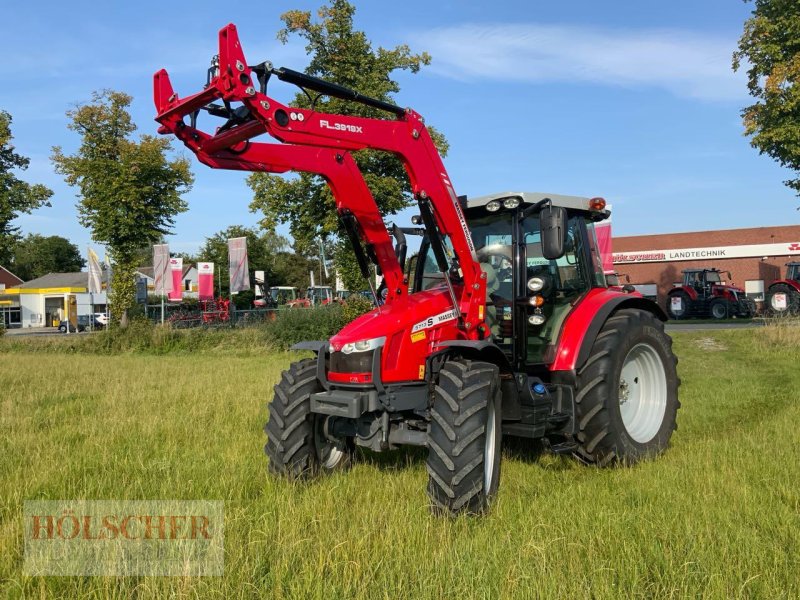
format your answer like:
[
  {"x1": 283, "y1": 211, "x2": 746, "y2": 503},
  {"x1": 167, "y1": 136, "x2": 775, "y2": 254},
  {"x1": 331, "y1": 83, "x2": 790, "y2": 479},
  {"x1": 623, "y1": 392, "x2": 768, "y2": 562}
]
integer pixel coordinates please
[{"x1": 154, "y1": 24, "x2": 680, "y2": 515}]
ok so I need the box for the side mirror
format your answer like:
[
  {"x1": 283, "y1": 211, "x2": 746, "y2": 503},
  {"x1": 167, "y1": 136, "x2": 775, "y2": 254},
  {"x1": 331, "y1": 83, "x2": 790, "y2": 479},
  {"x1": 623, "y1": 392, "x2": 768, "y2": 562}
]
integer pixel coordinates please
[{"x1": 541, "y1": 205, "x2": 568, "y2": 260}]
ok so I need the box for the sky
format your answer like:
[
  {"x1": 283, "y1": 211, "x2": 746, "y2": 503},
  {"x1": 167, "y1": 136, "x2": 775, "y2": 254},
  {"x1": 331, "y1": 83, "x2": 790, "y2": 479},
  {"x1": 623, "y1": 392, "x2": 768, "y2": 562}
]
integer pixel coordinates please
[{"x1": 1, "y1": 0, "x2": 797, "y2": 259}]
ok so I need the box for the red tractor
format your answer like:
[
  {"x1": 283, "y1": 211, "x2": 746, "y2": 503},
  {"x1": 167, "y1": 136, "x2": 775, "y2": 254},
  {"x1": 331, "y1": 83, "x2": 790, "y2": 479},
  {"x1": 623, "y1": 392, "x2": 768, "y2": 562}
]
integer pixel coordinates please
[
  {"x1": 666, "y1": 268, "x2": 755, "y2": 320},
  {"x1": 765, "y1": 262, "x2": 800, "y2": 315},
  {"x1": 154, "y1": 25, "x2": 680, "y2": 515},
  {"x1": 287, "y1": 286, "x2": 334, "y2": 308}
]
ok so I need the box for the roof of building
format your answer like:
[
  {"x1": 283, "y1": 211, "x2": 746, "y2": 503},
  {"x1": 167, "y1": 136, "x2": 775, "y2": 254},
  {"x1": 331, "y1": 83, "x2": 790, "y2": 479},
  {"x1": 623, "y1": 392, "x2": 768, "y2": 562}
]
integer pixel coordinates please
[
  {"x1": 17, "y1": 272, "x2": 91, "y2": 289},
  {"x1": 0, "y1": 266, "x2": 24, "y2": 287}
]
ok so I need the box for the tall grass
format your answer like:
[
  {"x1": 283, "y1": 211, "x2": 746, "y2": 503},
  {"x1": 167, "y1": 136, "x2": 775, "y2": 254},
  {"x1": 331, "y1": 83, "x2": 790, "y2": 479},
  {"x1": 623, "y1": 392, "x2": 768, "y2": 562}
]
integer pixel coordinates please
[
  {"x1": 1, "y1": 328, "x2": 798, "y2": 598},
  {"x1": 0, "y1": 306, "x2": 350, "y2": 356}
]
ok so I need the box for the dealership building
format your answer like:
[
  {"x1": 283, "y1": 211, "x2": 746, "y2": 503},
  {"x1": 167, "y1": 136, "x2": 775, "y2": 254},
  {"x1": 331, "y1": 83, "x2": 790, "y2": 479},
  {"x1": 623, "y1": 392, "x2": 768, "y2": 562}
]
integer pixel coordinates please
[{"x1": 612, "y1": 224, "x2": 800, "y2": 307}]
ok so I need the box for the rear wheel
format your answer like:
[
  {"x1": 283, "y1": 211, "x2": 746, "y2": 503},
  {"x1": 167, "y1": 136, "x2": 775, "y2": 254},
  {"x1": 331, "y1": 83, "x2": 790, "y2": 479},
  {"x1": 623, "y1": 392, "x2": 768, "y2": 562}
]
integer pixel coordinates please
[
  {"x1": 574, "y1": 309, "x2": 679, "y2": 465},
  {"x1": 710, "y1": 298, "x2": 729, "y2": 320},
  {"x1": 666, "y1": 291, "x2": 691, "y2": 320},
  {"x1": 265, "y1": 358, "x2": 351, "y2": 478},
  {"x1": 767, "y1": 284, "x2": 800, "y2": 316},
  {"x1": 427, "y1": 359, "x2": 502, "y2": 516}
]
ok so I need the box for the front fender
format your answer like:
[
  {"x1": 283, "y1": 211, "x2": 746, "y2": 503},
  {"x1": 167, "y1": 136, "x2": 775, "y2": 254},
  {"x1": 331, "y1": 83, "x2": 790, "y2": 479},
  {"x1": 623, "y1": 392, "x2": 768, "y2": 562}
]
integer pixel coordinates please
[{"x1": 549, "y1": 289, "x2": 667, "y2": 372}]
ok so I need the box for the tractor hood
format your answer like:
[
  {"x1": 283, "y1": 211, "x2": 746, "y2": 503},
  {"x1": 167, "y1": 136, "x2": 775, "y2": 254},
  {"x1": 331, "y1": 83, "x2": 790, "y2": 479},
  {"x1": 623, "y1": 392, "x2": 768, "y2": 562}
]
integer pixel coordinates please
[{"x1": 330, "y1": 287, "x2": 458, "y2": 351}]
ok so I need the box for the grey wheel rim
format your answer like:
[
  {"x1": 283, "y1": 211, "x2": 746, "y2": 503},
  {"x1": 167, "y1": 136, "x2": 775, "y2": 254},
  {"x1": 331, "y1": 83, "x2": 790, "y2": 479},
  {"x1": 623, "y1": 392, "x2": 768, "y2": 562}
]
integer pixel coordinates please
[
  {"x1": 484, "y1": 396, "x2": 497, "y2": 490},
  {"x1": 314, "y1": 416, "x2": 346, "y2": 469},
  {"x1": 618, "y1": 343, "x2": 668, "y2": 443}
]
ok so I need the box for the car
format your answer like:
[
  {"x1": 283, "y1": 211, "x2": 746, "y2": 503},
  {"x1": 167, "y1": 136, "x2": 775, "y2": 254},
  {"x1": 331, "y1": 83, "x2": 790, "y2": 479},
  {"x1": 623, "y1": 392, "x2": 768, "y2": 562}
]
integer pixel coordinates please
[{"x1": 94, "y1": 312, "x2": 109, "y2": 327}]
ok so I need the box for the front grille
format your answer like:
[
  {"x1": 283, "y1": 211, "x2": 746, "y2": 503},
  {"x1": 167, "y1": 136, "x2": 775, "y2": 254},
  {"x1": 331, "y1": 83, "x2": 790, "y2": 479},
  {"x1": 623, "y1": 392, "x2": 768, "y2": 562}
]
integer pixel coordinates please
[{"x1": 329, "y1": 349, "x2": 374, "y2": 373}]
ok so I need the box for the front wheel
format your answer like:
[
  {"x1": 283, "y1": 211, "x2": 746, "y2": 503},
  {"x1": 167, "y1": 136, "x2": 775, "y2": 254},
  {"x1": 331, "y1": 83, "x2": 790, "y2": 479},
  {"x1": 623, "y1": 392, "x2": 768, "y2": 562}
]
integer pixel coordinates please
[
  {"x1": 710, "y1": 298, "x2": 729, "y2": 320},
  {"x1": 574, "y1": 309, "x2": 680, "y2": 465},
  {"x1": 265, "y1": 358, "x2": 351, "y2": 478},
  {"x1": 426, "y1": 359, "x2": 502, "y2": 516}
]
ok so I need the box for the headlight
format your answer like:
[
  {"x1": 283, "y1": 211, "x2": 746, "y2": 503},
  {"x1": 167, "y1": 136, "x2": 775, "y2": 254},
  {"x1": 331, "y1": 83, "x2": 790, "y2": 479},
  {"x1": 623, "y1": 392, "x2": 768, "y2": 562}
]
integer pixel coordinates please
[
  {"x1": 340, "y1": 336, "x2": 386, "y2": 354},
  {"x1": 486, "y1": 200, "x2": 501, "y2": 212},
  {"x1": 528, "y1": 313, "x2": 546, "y2": 326},
  {"x1": 503, "y1": 197, "x2": 521, "y2": 209},
  {"x1": 527, "y1": 276, "x2": 545, "y2": 292}
]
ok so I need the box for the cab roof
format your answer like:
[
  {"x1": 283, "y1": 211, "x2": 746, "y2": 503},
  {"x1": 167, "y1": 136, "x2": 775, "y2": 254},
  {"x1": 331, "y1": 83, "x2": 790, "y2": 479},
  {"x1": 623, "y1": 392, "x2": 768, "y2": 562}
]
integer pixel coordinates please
[{"x1": 465, "y1": 191, "x2": 606, "y2": 214}]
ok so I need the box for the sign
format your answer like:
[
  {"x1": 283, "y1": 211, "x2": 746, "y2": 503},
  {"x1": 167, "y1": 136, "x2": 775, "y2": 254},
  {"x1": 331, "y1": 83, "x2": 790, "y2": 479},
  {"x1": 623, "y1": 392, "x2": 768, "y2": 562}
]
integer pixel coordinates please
[
  {"x1": 198, "y1": 262, "x2": 214, "y2": 300},
  {"x1": 228, "y1": 237, "x2": 250, "y2": 294},
  {"x1": 87, "y1": 248, "x2": 103, "y2": 294},
  {"x1": 671, "y1": 296, "x2": 682, "y2": 312},
  {"x1": 168, "y1": 258, "x2": 183, "y2": 302},
  {"x1": 613, "y1": 241, "x2": 800, "y2": 264},
  {"x1": 773, "y1": 293, "x2": 787, "y2": 310},
  {"x1": 152, "y1": 244, "x2": 172, "y2": 295}
]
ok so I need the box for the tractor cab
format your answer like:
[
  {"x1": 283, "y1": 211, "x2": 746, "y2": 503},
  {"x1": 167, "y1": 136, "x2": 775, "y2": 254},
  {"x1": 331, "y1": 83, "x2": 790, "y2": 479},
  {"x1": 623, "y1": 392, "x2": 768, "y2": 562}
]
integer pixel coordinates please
[
  {"x1": 414, "y1": 192, "x2": 613, "y2": 367},
  {"x1": 682, "y1": 268, "x2": 727, "y2": 296},
  {"x1": 787, "y1": 262, "x2": 800, "y2": 281}
]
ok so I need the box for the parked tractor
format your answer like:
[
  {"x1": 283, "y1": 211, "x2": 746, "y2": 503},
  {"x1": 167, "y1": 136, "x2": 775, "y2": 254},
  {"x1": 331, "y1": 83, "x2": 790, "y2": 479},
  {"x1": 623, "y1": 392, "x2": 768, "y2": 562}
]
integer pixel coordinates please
[
  {"x1": 666, "y1": 268, "x2": 755, "y2": 320},
  {"x1": 287, "y1": 286, "x2": 334, "y2": 308},
  {"x1": 154, "y1": 25, "x2": 680, "y2": 515},
  {"x1": 256, "y1": 285, "x2": 299, "y2": 308},
  {"x1": 765, "y1": 262, "x2": 800, "y2": 315}
]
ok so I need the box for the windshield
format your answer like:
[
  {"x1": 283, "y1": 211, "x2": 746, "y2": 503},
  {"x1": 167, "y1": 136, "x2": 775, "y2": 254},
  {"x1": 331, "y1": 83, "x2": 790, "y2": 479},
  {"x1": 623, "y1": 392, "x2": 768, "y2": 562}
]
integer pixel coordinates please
[{"x1": 706, "y1": 271, "x2": 721, "y2": 283}]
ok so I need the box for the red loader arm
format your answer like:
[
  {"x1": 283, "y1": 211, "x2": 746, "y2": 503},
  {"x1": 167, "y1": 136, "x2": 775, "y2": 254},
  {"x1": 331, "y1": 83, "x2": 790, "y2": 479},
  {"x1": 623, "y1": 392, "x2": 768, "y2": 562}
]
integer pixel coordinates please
[{"x1": 154, "y1": 23, "x2": 485, "y2": 335}]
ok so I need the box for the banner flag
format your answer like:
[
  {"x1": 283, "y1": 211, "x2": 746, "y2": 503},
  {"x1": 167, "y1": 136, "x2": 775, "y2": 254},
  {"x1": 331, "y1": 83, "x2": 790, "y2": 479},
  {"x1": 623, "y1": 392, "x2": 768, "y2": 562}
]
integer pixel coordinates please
[
  {"x1": 594, "y1": 203, "x2": 614, "y2": 274},
  {"x1": 168, "y1": 257, "x2": 183, "y2": 302},
  {"x1": 152, "y1": 244, "x2": 172, "y2": 295},
  {"x1": 228, "y1": 237, "x2": 250, "y2": 294},
  {"x1": 87, "y1": 248, "x2": 103, "y2": 294},
  {"x1": 198, "y1": 262, "x2": 214, "y2": 300}
]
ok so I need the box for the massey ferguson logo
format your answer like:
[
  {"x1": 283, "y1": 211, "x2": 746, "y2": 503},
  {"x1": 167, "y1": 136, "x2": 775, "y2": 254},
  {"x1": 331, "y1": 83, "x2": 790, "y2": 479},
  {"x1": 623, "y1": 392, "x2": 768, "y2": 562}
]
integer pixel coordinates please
[
  {"x1": 319, "y1": 120, "x2": 363, "y2": 134},
  {"x1": 789, "y1": 243, "x2": 800, "y2": 251},
  {"x1": 411, "y1": 309, "x2": 457, "y2": 333}
]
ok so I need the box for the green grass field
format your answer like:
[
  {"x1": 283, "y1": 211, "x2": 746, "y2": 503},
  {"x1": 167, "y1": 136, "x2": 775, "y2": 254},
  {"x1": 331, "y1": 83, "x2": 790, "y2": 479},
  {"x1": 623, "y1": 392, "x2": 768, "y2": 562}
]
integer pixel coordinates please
[{"x1": 1, "y1": 327, "x2": 798, "y2": 598}]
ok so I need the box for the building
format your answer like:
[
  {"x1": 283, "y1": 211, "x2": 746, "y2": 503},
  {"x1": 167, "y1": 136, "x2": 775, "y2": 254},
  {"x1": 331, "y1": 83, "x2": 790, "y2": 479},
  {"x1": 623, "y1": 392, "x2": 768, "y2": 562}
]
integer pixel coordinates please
[
  {"x1": 612, "y1": 224, "x2": 800, "y2": 308},
  {"x1": 0, "y1": 266, "x2": 24, "y2": 327},
  {"x1": 2, "y1": 272, "x2": 107, "y2": 328}
]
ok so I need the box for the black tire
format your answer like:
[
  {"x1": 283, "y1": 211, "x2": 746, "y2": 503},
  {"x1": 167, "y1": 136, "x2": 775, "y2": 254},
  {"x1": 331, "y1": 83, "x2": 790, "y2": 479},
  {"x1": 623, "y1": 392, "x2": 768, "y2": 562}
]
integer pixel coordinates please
[
  {"x1": 427, "y1": 359, "x2": 502, "y2": 516},
  {"x1": 666, "y1": 291, "x2": 691, "y2": 320},
  {"x1": 58, "y1": 325, "x2": 66, "y2": 333},
  {"x1": 265, "y1": 358, "x2": 352, "y2": 478},
  {"x1": 574, "y1": 309, "x2": 680, "y2": 466},
  {"x1": 709, "y1": 298, "x2": 729, "y2": 320},
  {"x1": 766, "y1": 283, "x2": 800, "y2": 316}
]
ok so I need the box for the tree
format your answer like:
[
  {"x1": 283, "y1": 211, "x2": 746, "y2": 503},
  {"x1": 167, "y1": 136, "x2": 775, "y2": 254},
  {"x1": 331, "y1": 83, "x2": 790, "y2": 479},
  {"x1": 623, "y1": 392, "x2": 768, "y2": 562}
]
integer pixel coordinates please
[
  {"x1": 198, "y1": 225, "x2": 291, "y2": 296},
  {"x1": 11, "y1": 234, "x2": 85, "y2": 281},
  {"x1": 248, "y1": 0, "x2": 448, "y2": 291},
  {"x1": 51, "y1": 91, "x2": 193, "y2": 323},
  {"x1": 734, "y1": 0, "x2": 800, "y2": 196},
  {"x1": 0, "y1": 110, "x2": 53, "y2": 265}
]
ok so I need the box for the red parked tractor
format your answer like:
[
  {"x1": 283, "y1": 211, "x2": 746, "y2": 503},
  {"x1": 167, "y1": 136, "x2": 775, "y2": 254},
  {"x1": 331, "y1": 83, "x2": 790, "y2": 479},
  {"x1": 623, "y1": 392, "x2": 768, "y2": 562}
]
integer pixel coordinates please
[
  {"x1": 666, "y1": 268, "x2": 755, "y2": 320},
  {"x1": 154, "y1": 25, "x2": 680, "y2": 515},
  {"x1": 765, "y1": 262, "x2": 800, "y2": 315}
]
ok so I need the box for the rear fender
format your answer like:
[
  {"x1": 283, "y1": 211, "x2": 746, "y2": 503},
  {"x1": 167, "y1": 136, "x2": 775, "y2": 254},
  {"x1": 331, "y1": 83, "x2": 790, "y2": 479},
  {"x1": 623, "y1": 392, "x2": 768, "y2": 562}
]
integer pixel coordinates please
[
  {"x1": 769, "y1": 279, "x2": 800, "y2": 293},
  {"x1": 670, "y1": 286, "x2": 697, "y2": 301},
  {"x1": 549, "y1": 290, "x2": 667, "y2": 372}
]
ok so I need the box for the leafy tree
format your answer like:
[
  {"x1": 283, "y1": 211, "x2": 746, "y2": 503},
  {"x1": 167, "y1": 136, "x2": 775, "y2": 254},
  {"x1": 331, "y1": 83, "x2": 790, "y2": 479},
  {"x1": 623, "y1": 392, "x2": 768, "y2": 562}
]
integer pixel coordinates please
[
  {"x1": 198, "y1": 225, "x2": 291, "y2": 296},
  {"x1": 274, "y1": 250, "x2": 320, "y2": 290},
  {"x1": 248, "y1": 0, "x2": 447, "y2": 291},
  {"x1": 734, "y1": 0, "x2": 800, "y2": 195},
  {"x1": 51, "y1": 91, "x2": 193, "y2": 323},
  {"x1": 11, "y1": 234, "x2": 86, "y2": 281},
  {"x1": 0, "y1": 110, "x2": 53, "y2": 265}
]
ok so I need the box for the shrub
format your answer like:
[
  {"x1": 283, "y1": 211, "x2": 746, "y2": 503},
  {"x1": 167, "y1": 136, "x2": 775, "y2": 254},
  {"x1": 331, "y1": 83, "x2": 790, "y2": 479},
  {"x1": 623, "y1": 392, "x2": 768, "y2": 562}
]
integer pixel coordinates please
[
  {"x1": 263, "y1": 306, "x2": 349, "y2": 349},
  {"x1": 341, "y1": 295, "x2": 374, "y2": 323}
]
